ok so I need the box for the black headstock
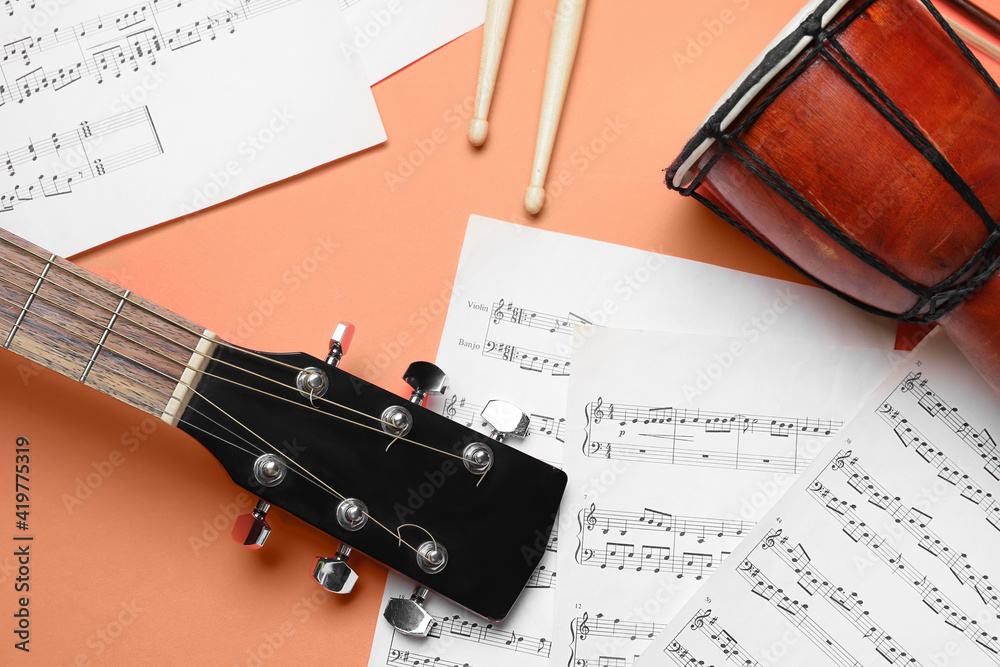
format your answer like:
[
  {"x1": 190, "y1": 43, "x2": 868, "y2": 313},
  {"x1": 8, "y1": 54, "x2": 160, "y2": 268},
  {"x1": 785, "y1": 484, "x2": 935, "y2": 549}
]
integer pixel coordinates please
[{"x1": 177, "y1": 337, "x2": 566, "y2": 622}]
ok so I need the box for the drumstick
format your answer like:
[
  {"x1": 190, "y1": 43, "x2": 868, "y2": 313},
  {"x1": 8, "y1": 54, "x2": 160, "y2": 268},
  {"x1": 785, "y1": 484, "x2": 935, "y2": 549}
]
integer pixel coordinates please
[
  {"x1": 469, "y1": 0, "x2": 515, "y2": 146},
  {"x1": 946, "y1": 16, "x2": 1000, "y2": 63},
  {"x1": 942, "y1": 0, "x2": 1000, "y2": 43},
  {"x1": 524, "y1": 0, "x2": 587, "y2": 215}
]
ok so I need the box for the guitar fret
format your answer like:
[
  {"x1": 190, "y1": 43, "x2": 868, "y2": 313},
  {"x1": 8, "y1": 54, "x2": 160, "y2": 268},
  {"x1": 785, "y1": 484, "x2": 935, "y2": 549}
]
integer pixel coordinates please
[
  {"x1": 3, "y1": 253, "x2": 55, "y2": 350},
  {"x1": 80, "y1": 290, "x2": 130, "y2": 383}
]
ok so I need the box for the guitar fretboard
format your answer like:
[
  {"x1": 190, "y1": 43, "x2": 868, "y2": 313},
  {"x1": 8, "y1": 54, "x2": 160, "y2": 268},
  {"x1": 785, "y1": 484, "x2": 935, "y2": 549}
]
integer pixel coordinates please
[{"x1": 0, "y1": 226, "x2": 207, "y2": 418}]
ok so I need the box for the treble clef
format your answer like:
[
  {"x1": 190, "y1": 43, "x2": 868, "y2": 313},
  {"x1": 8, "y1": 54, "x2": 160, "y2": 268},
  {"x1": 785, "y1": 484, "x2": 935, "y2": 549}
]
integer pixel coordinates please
[
  {"x1": 761, "y1": 528, "x2": 782, "y2": 550},
  {"x1": 690, "y1": 609, "x2": 711, "y2": 631},
  {"x1": 576, "y1": 612, "x2": 590, "y2": 641},
  {"x1": 831, "y1": 450, "x2": 853, "y2": 470},
  {"x1": 492, "y1": 298, "x2": 506, "y2": 325},
  {"x1": 901, "y1": 372, "x2": 922, "y2": 393},
  {"x1": 443, "y1": 394, "x2": 458, "y2": 420},
  {"x1": 592, "y1": 397, "x2": 604, "y2": 424},
  {"x1": 584, "y1": 503, "x2": 597, "y2": 531}
]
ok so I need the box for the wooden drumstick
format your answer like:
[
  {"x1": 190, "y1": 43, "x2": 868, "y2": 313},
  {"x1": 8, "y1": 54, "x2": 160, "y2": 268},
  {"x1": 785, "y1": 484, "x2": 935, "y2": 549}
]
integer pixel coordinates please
[
  {"x1": 524, "y1": 0, "x2": 587, "y2": 215},
  {"x1": 469, "y1": 0, "x2": 515, "y2": 146},
  {"x1": 946, "y1": 16, "x2": 1000, "y2": 63},
  {"x1": 943, "y1": 0, "x2": 1000, "y2": 43}
]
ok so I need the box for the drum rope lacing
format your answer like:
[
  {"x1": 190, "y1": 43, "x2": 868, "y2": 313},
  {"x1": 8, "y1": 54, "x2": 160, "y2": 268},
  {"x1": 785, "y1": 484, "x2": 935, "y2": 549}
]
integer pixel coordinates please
[{"x1": 669, "y1": 0, "x2": 1000, "y2": 324}]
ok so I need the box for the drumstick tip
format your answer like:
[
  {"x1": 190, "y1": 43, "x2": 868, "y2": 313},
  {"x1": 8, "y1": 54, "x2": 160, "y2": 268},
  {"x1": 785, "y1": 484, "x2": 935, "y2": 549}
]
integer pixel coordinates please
[
  {"x1": 524, "y1": 185, "x2": 545, "y2": 215},
  {"x1": 469, "y1": 118, "x2": 489, "y2": 146}
]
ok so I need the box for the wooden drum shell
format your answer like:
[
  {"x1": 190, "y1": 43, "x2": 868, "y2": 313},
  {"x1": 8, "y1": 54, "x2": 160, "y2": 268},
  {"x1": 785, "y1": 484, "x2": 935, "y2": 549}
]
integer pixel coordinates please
[{"x1": 675, "y1": 0, "x2": 1000, "y2": 392}]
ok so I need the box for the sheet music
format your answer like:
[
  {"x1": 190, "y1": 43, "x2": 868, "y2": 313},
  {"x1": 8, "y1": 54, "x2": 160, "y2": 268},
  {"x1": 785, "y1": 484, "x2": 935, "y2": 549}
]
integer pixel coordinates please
[
  {"x1": 553, "y1": 328, "x2": 900, "y2": 667},
  {"x1": 636, "y1": 328, "x2": 1000, "y2": 667},
  {"x1": 340, "y1": 0, "x2": 486, "y2": 84},
  {"x1": 0, "y1": 0, "x2": 385, "y2": 255},
  {"x1": 367, "y1": 215, "x2": 897, "y2": 667}
]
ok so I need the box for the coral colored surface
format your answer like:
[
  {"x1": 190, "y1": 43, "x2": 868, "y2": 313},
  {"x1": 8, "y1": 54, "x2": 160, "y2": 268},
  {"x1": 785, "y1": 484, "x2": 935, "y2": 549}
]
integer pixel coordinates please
[{"x1": 1, "y1": 0, "x2": 998, "y2": 664}]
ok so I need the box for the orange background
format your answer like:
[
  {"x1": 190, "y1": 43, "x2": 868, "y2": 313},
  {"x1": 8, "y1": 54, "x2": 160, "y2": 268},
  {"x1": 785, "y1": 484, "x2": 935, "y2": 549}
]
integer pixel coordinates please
[{"x1": 2, "y1": 0, "x2": 999, "y2": 664}]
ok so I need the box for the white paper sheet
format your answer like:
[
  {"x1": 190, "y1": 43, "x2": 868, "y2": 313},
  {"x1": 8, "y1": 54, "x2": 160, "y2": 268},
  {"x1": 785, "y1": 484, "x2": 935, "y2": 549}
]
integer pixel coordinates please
[
  {"x1": 339, "y1": 0, "x2": 486, "y2": 84},
  {"x1": 366, "y1": 215, "x2": 897, "y2": 667},
  {"x1": 553, "y1": 327, "x2": 900, "y2": 667},
  {"x1": 0, "y1": 0, "x2": 386, "y2": 255},
  {"x1": 636, "y1": 328, "x2": 1000, "y2": 667}
]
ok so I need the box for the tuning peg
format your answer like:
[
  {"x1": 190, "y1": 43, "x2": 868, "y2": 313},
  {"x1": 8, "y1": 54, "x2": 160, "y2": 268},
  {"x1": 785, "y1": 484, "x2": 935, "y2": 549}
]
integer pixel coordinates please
[
  {"x1": 481, "y1": 399, "x2": 530, "y2": 442},
  {"x1": 403, "y1": 361, "x2": 449, "y2": 405},
  {"x1": 326, "y1": 321, "x2": 355, "y2": 367},
  {"x1": 231, "y1": 500, "x2": 271, "y2": 549},
  {"x1": 312, "y1": 543, "x2": 358, "y2": 594},
  {"x1": 383, "y1": 585, "x2": 434, "y2": 637}
]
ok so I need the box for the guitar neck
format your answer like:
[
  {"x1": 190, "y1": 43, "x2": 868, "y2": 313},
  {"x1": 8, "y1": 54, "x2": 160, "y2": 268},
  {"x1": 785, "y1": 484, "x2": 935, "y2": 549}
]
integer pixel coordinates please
[{"x1": 0, "y1": 226, "x2": 214, "y2": 425}]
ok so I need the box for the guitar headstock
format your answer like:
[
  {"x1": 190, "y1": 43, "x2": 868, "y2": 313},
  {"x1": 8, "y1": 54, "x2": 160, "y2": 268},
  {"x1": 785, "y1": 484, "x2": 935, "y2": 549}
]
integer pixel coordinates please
[{"x1": 176, "y1": 324, "x2": 566, "y2": 625}]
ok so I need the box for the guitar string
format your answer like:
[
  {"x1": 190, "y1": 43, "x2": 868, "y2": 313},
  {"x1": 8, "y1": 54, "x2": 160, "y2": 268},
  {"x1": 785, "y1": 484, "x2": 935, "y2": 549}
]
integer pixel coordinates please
[
  {"x1": 0, "y1": 309, "x2": 303, "y2": 481},
  {"x1": 0, "y1": 246, "x2": 404, "y2": 428},
  {"x1": 0, "y1": 269, "x2": 478, "y2": 469},
  {"x1": 0, "y1": 306, "x2": 441, "y2": 561},
  {"x1": 0, "y1": 235, "x2": 363, "y2": 376},
  {"x1": 0, "y1": 310, "x2": 374, "y2": 517},
  {"x1": 183, "y1": 377, "x2": 443, "y2": 556},
  {"x1": 0, "y1": 236, "x2": 427, "y2": 430},
  {"x1": 0, "y1": 250, "x2": 487, "y2": 469}
]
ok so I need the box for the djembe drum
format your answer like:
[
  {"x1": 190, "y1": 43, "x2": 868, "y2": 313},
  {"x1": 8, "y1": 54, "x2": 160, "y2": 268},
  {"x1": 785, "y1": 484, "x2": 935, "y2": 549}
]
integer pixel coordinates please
[{"x1": 667, "y1": 0, "x2": 1000, "y2": 393}]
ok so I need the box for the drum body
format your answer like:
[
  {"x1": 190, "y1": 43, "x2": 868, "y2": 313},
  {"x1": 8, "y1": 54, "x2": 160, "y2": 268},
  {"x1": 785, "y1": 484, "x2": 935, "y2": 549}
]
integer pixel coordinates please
[{"x1": 668, "y1": 0, "x2": 1000, "y2": 392}]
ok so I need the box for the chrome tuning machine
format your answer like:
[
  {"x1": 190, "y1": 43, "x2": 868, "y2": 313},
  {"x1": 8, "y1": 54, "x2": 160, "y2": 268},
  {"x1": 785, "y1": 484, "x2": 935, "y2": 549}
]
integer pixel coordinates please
[
  {"x1": 312, "y1": 498, "x2": 369, "y2": 594},
  {"x1": 481, "y1": 399, "x2": 530, "y2": 442},
  {"x1": 313, "y1": 543, "x2": 358, "y2": 594},
  {"x1": 231, "y1": 500, "x2": 272, "y2": 549},
  {"x1": 403, "y1": 361, "x2": 449, "y2": 405},
  {"x1": 326, "y1": 321, "x2": 355, "y2": 367},
  {"x1": 383, "y1": 585, "x2": 434, "y2": 637}
]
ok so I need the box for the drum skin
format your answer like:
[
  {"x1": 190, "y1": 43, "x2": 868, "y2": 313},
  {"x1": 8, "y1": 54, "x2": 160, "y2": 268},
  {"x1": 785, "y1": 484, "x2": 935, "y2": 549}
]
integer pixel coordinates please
[{"x1": 679, "y1": 0, "x2": 1000, "y2": 393}]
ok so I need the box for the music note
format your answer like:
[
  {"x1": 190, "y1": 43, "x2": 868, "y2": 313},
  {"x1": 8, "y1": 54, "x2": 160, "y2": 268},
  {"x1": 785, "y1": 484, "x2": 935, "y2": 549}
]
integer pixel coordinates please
[
  {"x1": 703, "y1": 416, "x2": 730, "y2": 433},
  {"x1": 0, "y1": 107, "x2": 163, "y2": 214},
  {"x1": 606, "y1": 543, "x2": 633, "y2": 570},
  {"x1": 769, "y1": 420, "x2": 792, "y2": 437},
  {"x1": 448, "y1": 615, "x2": 473, "y2": 638},
  {"x1": 639, "y1": 507, "x2": 674, "y2": 530},
  {"x1": 37, "y1": 174, "x2": 72, "y2": 197},
  {"x1": 681, "y1": 552, "x2": 714, "y2": 579},
  {"x1": 918, "y1": 392, "x2": 944, "y2": 417},
  {"x1": 639, "y1": 544, "x2": 670, "y2": 573},
  {"x1": 644, "y1": 406, "x2": 672, "y2": 424}
]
